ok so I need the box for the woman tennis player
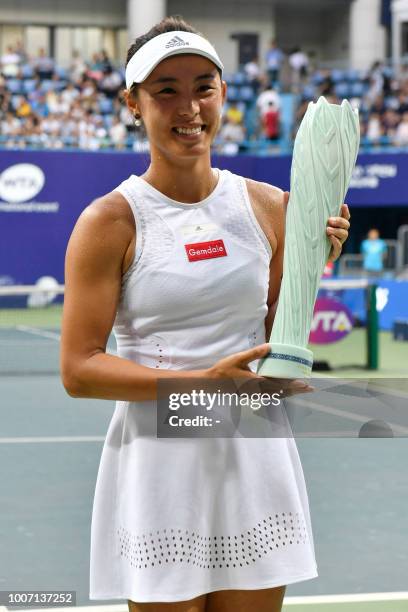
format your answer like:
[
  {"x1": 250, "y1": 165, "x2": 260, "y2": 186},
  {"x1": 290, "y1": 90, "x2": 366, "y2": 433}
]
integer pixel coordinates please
[{"x1": 61, "y1": 16, "x2": 351, "y2": 612}]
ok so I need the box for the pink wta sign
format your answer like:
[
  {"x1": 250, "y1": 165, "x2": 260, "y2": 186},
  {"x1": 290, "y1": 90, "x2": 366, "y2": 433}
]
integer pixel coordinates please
[{"x1": 309, "y1": 297, "x2": 354, "y2": 344}]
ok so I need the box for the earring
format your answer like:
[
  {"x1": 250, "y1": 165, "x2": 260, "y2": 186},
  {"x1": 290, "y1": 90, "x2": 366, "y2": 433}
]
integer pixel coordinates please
[{"x1": 134, "y1": 114, "x2": 142, "y2": 127}]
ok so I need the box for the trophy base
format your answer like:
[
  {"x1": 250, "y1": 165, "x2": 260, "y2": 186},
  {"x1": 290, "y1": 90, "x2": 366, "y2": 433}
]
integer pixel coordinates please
[{"x1": 257, "y1": 343, "x2": 313, "y2": 379}]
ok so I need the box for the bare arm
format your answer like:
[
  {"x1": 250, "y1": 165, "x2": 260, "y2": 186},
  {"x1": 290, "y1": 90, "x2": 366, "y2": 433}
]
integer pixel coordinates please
[
  {"x1": 60, "y1": 192, "x2": 270, "y2": 402},
  {"x1": 245, "y1": 179, "x2": 285, "y2": 341},
  {"x1": 60, "y1": 192, "x2": 208, "y2": 402},
  {"x1": 246, "y1": 182, "x2": 351, "y2": 340}
]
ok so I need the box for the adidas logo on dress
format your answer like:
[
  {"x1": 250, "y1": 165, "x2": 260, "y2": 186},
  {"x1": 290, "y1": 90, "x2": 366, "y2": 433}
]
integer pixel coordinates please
[{"x1": 165, "y1": 36, "x2": 190, "y2": 48}]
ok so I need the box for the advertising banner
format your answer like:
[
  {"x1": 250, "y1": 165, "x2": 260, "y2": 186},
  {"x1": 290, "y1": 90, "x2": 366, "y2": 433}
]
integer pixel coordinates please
[{"x1": 1, "y1": 149, "x2": 408, "y2": 294}]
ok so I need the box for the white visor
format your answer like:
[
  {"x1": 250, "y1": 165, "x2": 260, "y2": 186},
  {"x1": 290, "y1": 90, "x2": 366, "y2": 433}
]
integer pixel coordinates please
[{"x1": 125, "y1": 30, "x2": 224, "y2": 89}]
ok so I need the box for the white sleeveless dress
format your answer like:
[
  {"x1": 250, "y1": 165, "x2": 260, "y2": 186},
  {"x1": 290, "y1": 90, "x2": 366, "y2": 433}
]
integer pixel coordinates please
[{"x1": 89, "y1": 169, "x2": 318, "y2": 603}]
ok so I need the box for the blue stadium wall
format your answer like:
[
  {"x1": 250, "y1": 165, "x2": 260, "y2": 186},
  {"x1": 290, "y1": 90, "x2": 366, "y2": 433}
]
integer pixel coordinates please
[{"x1": 1, "y1": 149, "x2": 407, "y2": 330}]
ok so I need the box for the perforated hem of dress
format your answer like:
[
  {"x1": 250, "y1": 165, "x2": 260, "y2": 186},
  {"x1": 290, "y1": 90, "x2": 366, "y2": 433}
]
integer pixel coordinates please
[
  {"x1": 117, "y1": 510, "x2": 309, "y2": 571},
  {"x1": 237, "y1": 176, "x2": 273, "y2": 261}
]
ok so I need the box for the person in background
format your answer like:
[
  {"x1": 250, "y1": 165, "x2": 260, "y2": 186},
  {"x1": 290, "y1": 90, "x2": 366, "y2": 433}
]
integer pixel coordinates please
[
  {"x1": 218, "y1": 114, "x2": 246, "y2": 153},
  {"x1": 34, "y1": 48, "x2": 55, "y2": 80},
  {"x1": 365, "y1": 112, "x2": 383, "y2": 144},
  {"x1": 256, "y1": 83, "x2": 281, "y2": 115},
  {"x1": 289, "y1": 47, "x2": 309, "y2": 93},
  {"x1": 256, "y1": 85, "x2": 281, "y2": 139},
  {"x1": 1, "y1": 45, "x2": 20, "y2": 77},
  {"x1": 15, "y1": 96, "x2": 32, "y2": 119},
  {"x1": 382, "y1": 109, "x2": 400, "y2": 141},
  {"x1": 393, "y1": 111, "x2": 408, "y2": 146},
  {"x1": 70, "y1": 50, "x2": 87, "y2": 85},
  {"x1": 225, "y1": 101, "x2": 243, "y2": 124},
  {"x1": 361, "y1": 228, "x2": 387, "y2": 276},
  {"x1": 243, "y1": 56, "x2": 263, "y2": 94},
  {"x1": 99, "y1": 50, "x2": 113, "y2": 73},
  {"x1": 109, "y1": 115, "x2": 128, "y2": 149},
  {"x1": 99, "y1": 66, "x2": 123, "y2": 98},
  {"x1": 14, "y1": 40, "x2": 28, "y2": 64},
  {"x1": 318, "y1": 69, "x2": 334, "y2": 97},
  {"x1": 265, "y1": 40, "x2": 284, "y2": 86},
  {"x1": 261, "y1": 100, "x2": 280, "y2": 140}
]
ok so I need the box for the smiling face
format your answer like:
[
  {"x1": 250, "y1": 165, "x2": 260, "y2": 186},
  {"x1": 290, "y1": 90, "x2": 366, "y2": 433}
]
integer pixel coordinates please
[{"x1": 125, "y1": 54, "x2": 226, "y2": 161}]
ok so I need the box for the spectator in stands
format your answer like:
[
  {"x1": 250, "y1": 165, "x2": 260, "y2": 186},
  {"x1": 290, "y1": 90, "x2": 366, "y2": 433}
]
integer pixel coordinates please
[
  {"x1": 99, "y1": 66, "x2": 123, "y2": 98},
  {"x1": 30, "y1": 93, "x2": 49, "y2": 118},
  {"x1": 256, "y1": 84, "x2": 281, "y2": 138},
  {"x1": 292, "y1": 97, "x2": 309, "y2": 140},
  {"x1": 289, "y1": 47, "x2": 309, "y2": 93},
  {"x1": 22, "y1": 115, "x2": 42, "y2": 147},
  {"x1": 265, "y1": 40, "x2": 284, "y2": 86},
  {"x1": 393, "y1": 111, "x2": 408, "y2": 146},
  {"x1": 42, "y1": 111, "x2": 62, "y2": 139},
  {"x1": 1, "y1": 45, "x2": 20, "y2": 77},
  {"x1": 1, "y1": 111, "x2": 21, "y2": 138},
  {"x1": 225, "y1": 102, "x2": 243, "y2": 124},
  {"x1": 0, "y1": 87, "x2": 12, "y2": 114},
  {"x1": 15, "y1": 97, "x2": 32, "y2": 119},
  {"x1": 218, "y1": 116, "x2": 246, "y2": 149},
  {"x1": 120, "y1": 103, "x2": 136, "y2": 134},
  {"x1": 100, "y1": 50, "x2": 113, "y2": 73},
  {"x1": 361, "y1": 228, "x2": 387, "y2": 275},
  {"x1": 87, "y1": 52, "x2": 105, "y2": 81},
  {"x1": 60, "y1": 111, "x2": 79, "y2": 145},
  {"x1": 365, "y1": 112, "x2": 383, "y2": 143},
  {"x1": 243, "y1": 56, "x2": 263, "y2": 94},
  {"x1": 14, "y1": 40, "x2": 28, "y2": 64},
  {"x1": 318, "y1": 69, "x2": 334, "y2": 97},
  {"x1": 364, "y1": 61, "x2": 385, "y2": 106},
  {"x1": 370, "y1": 94, "x2": 386, "y2": 115},
  {"x1": 46, "y1": 90, "x2": 69, "y2": 115},
  {"x1": 109, "y1": 116, "x2": 128, "y2": 149},
  {"x1": 382, "y1": 109, "x2": 400, "y2": 140},
  {"x1": 70, "y1": 50, "x2": 87, "y2": 85},
  {"x1": 78, "y1": 114, "x2": 98, "y2": 150},
  {"x1": 396, "y1": 89, "x2": 408, "y2": 114},
  {"x1": 34, "y1": 48, "x2": 54, "y2": 80},
  {"x1": 261, "y1": 101, "x2": 280, "y2": 141},
  {"x1": 61, "y1": 82, "x2": 80, "y2": 106},
  {"x1": 256, "y1": 84, "x2": 281, "y2": 115}
]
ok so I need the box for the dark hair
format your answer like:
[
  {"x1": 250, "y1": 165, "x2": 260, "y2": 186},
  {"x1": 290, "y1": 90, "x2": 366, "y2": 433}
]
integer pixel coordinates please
[
  {"x1": 126, "y1": 15, "x2": 221, "y2": 94},
  {"x1": 126, "y1": 16, "x2": 200, "y2": 67}
]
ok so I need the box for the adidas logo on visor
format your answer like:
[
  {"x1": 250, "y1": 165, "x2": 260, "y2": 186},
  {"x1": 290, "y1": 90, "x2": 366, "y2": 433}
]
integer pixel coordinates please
[{"x1": 165, "y1": 35, "x2": 190, "y2": 48}]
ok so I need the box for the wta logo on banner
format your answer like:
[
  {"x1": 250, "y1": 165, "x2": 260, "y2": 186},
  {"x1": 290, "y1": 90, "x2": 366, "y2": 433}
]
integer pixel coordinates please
[
  {"x1": 309, "y1": 297, "x2": 354, "y2": 344},
  {"x1": 0, "y1": 163, "x2": 59, "y2": 212}
]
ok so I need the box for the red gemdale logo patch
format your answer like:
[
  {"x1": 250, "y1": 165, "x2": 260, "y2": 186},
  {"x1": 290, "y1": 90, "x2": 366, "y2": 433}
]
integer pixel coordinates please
[{"x1": 185, "y1": 239, "x2": 227, "y2": 262}]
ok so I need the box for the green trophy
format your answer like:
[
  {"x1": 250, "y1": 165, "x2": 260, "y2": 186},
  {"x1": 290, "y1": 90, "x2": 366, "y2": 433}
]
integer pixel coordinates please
[{"x1": 257, "y1": 96, "x2": 360, "y2": 379}]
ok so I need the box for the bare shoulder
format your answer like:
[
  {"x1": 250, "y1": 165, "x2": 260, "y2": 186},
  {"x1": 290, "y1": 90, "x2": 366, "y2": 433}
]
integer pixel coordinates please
[
  {"x1": 67, "y1": 189, "x2": 135, "y2": 275},
  {"x1": 77, "y1": 189, "x2": 134, "y2": 239},
  {"x1": 245, "y1": 177, "x2": 285, "y2": 209},
  {"x1": 244, "y1": 177, "x2": 286, "y2": 253}
]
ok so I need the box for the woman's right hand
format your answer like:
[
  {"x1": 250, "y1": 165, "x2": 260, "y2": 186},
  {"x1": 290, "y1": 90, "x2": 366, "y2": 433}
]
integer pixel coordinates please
[
  {"x1": 206, "y1": 343, "x2": 314, "y2": 398},
  {"x1": 206, "y1": 343, "x2": 272, "y2": 379}
]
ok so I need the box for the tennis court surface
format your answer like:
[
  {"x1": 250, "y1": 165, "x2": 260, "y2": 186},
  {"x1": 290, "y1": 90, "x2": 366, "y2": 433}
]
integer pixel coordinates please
[{"x1": 0, "y1": 285, "x2": 407, "y2": 607}]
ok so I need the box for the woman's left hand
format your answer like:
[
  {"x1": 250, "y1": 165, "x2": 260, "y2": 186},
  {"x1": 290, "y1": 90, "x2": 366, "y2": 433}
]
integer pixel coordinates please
[
  {"x1": 283, "y1": 192, "x2": 351, "y2": 262},
  {"x1": 326, "y1": 203, "x2": 351, "y2": 262}
]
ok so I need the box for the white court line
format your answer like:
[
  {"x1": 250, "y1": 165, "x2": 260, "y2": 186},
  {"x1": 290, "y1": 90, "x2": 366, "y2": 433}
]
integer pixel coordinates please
[
  {"x1": 291, "y1": 396, "x2": 408, "y2": 436},
  {"x1": 9, "y1": 592, "x2": 408, "y2": 610},
  {"x1": 13, "y1": 326, "x2": 117, "y2": 357},
  {"x1": 16, "y1": 325, "x2": 61, "y2": 341},
  {"x1": 284, "y1": 591, "x2": 408, "y2": 604},
  {"x1": 0, "y1": 436, "x2": 105, "y2": 444}
]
